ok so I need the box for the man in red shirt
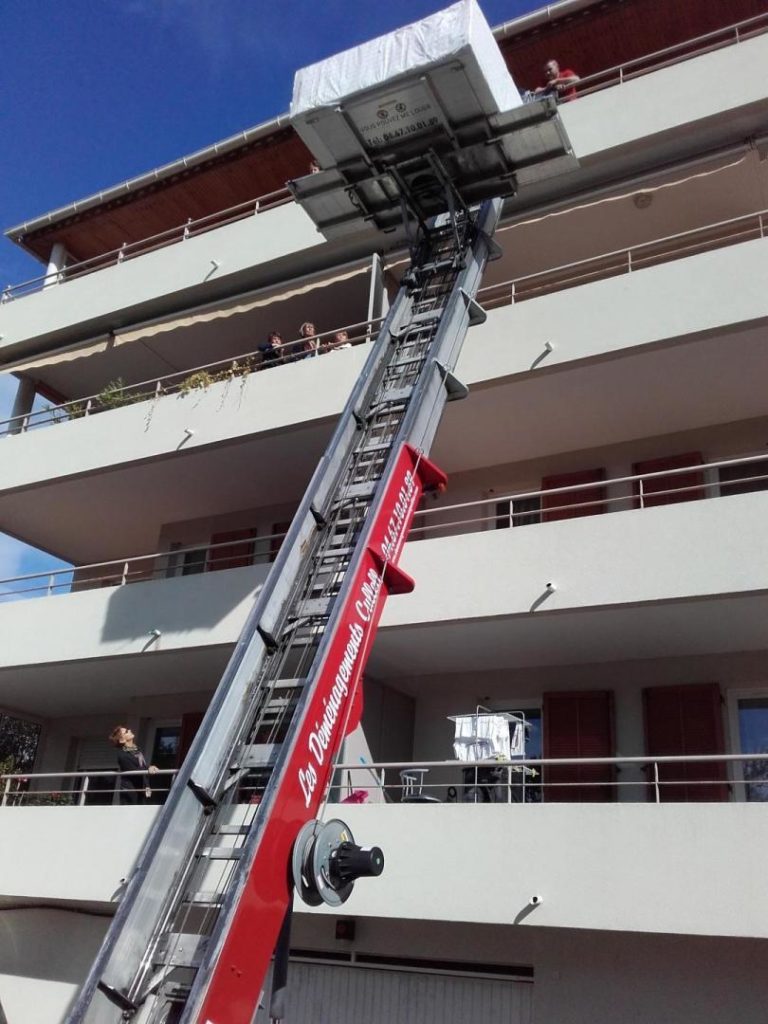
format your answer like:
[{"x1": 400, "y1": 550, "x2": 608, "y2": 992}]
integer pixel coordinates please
[{"x1": 534, "y1": 59, "x2": 580, "y2": 102}]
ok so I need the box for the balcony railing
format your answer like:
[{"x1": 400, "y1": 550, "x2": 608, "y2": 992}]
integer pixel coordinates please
[
  {"x1": 410, "y1": 452, "x2": 768, "y2": 538},
  {"x1": 0, "y1": 528, "x2": 289, "y2": 601},
  {"x1": 0, "y1": 453, "x2": 764, "y2": 604},
  {"x1": 2, "y1": 753, "x2": 766, "y2": 807},
  {"x1": 1, "y1": 13, "x2": 765, "y2": 305},
  {"x1": 479, "y1": 208, "x2": 767, "y2": 308},
  {"x1": 0, "y1": 317, "x2": 381, "y2": 436},
  {"x1": 3, "y1": 203, "x2": 766, "y2": 439},
  {"x1": 572, "y1": 11, "x2": 768, "y2": 97},
  {"x1": 1, "y1": 186, "x2": 293, "y2": 303}
]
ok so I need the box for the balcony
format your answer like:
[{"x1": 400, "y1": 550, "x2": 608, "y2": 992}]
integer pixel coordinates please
[
  {"x1": 0, "y1": 471, "x2": 765, "y2": 718},
  {"x1": 0, "y1": 194, "x2": 377, "y2": 358},
  {"x1": 559, "y1": 25, "x2": 768, "y2": 168},
  {"x1": 1, "y1": 795, "x2": 766, "y2": 941}
]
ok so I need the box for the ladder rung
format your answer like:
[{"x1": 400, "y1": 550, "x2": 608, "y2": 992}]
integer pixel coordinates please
[
  {"x1": 301, "y1": 596, "x2": 333, "y2": 617},
  {"x1": 215, "y1": 824, "x2": 251, "y2": 836},
  {"x1": 406, "y1": 307, "x2": 444, "y2": 325},
  {"x1": 263, "y1": 696, "x2": 293, "y2": 711},
  {"x1": 341, "y1": 480, "x2": 378, "y2": 501},
  {"x1": 237, "y1": 742, "x2": 280, "y2": 768},
  {"x1": 318, "y1": 546, "x2": 353, "y2": 559},
  {"x1": 155, "y1": 933, "x2": 208, "y2": 969},
  {"x1": 200, "y1": 846, "x2": 244, "y2": 861},
  {"x1": 270, "y1": 677, "x2": 306, "y2": 690},
  {"x1": 379, "y1": 386, "x2": 413, "y2": 405},
  {"x1": 183, "y1": 890, "x2": 224, "y2": 906},
  {"x1": 357, "y1": 442, "x2": 392, "y2": 457},
  {"x1": 388, "y1": 357, "x2": 423, "y2": 370}
]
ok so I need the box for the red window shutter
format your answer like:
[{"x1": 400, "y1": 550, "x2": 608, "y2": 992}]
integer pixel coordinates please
[
  {"x1": 543, "y1": 690, "x2": 615, "y2": 802},
  {"x1": 176, "y1": 711, "x2": 205, "y2": 767},
  {"x1": 541, "y1": 468, "x2": 606, "y2": 522},
  {"x1": 207, "y1": 528, "x2": 258, "y2": 572},
  {"x1": 633, "y1": 451, "x2": 704, "y2": 508},
  {"x1": 269, "y1": 522, "x2": 292, "y2": 563},
  {"x1": 643, "y1": 683, "x2": 728, "y2": 801}
]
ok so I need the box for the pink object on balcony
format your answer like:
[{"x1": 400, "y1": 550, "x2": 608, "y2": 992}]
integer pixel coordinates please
[{"x1": 340, "y1": 789, "x2": 369, "y2": 804}]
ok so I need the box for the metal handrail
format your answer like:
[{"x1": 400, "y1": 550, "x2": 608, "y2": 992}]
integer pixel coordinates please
[
  {"x1": 412, "y1": 452, "x2": 768, "y2": 525},
  {"x1": 3, "y1": 754, "x2": 766, "y2": 806},
  {"x1": 0, "y1": 528, "x2": 289, "y2": 599},
  {"x1": 1, "y1": 187, "x2": 293, "y2": 303},
  {"x1": 334, "y1": 753, "x2": 767, "y2": 805},
  {"x1": 573, "y1": 12, "x2": 768, "y2": 95},
  {"x1": 0, "y1": 316, "x2": 382, "y2": 435},
  {"x1": 0, "y1": 452, "x2": 764, "y2": 602},
  {"x1": 478, "y1": 208, "x2": 766, "y2": 307},
  {"x1": 0, "y1": 768, "x2": 179, "y2": 807}
]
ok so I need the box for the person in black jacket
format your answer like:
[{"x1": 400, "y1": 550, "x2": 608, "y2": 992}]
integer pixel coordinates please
[{"x1": 109, "y1": 725, "x2": 158, "y2": 805}]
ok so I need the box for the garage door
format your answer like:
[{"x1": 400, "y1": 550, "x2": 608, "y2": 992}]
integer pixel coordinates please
[{"x1": 256, "y1": 960, "x2": 533, "y2": 1024}]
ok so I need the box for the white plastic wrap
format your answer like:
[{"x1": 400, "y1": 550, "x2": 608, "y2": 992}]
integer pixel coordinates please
[{"x1": 291, "y1": 0, "x2": 521, "y2": 122}]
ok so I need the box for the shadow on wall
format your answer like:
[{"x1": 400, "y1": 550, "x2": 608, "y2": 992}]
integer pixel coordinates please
[
  {"x1": 0, "y1": 907, "x2": 109, "y2": 985},
  {"x1": 99, "y1": 562, "x2": 268, "y2": 644}
]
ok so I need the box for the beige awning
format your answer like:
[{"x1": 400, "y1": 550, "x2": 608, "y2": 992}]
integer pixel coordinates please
[
  {"x1": 114, "y1": 263, "x2": 371, "y2": 347},
  {"x1": 1, "y1": 335, "x2": 114, "y2": 375},
  {"x1": 2, "y1": 259, "x2": 374, "y2": 376}
]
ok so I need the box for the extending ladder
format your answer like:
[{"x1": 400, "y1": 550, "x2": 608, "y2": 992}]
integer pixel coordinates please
[{"x1": 66, "y1": 195, "x2": 502, "y2": 1024}]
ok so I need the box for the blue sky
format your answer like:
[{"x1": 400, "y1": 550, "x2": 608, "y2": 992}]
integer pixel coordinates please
[{"x1": 0, "y1": 0, "x2": 540, "y2": 585}]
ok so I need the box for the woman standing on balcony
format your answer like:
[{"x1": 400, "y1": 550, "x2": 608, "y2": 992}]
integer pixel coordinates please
[{"x1": 109, "y1": 725, "x2": 158, "y2": 805}]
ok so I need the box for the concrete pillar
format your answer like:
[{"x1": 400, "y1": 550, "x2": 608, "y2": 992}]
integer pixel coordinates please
[
  {"x1": 44, "y1": 242, "x2": 69, "y2": 288},
  {"x1": 7, "y1": 376, "x2": 36, "y2": 435}
]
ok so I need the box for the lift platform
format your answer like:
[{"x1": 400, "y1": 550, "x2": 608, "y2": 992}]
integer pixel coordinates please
[
  {"x1": 290, "y1": 0, "x2": 576, "y2": 236},
  {"x1": 65, "y1": 4, "x2": 576, "y2": 1023}
]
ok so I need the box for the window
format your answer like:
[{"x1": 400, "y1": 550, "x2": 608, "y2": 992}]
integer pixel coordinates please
[
  {"x1": 719, "y1": 458, "x2": 768, "y2": 497},
  {"x1": 633, "y1": 452, "x2": 705, "y2": 508},
  {"x1": 181, "y1": 548, "x2": 206, "y2": 575},
  {"x1": 495, "y1": 497, "x2": 541, "y2": 529},
  {"x1": 736, "y1": 697, "x2": 768, "y2": 802},
  {"x1": 148, "y1": 723, "x2": 182, "y2": 803}
]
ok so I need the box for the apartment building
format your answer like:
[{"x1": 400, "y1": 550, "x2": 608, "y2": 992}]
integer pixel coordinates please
[{"x1": 1, "y1": 0, "x2": 768, "y2": 1021}]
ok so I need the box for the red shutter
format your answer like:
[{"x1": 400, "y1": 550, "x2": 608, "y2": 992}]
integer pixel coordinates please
[
  {"x1": 642, "y1": 683, "x2": 728, "y2": 801},
  {"x1": 633, "y1": 452, "x2": 704, "y2": 508},
  {"x1": 541, "y1": 468, "x2": 606, "y2": 521},
  {"x1": 543, "y1": 690, "x2": 615, "y2": 802},
  {"x1": 207, "y1": 528, "x2": 258, "y2": 571},
  {"x1": 176, "y1": 712, "x2": 205, "y2": 767}
]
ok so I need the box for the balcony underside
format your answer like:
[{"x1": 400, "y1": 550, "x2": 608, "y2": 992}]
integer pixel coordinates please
[{"x1": 2, "y1": 589, "x2": 766, "y2": 719}]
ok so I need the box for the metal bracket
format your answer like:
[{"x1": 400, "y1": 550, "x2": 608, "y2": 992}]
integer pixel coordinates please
[
  {"x1": 460, "y1": 289, "x2": 487, "y2": 326},
  {"x1": 434, "y1": 361, "x2": 469, "y2": 402},
  {"x1": 96, "y1": 981, "x2": 138, "y2": 1014},
  {"x1": 309, "y1": 504, "x2": 327, "y2": 528},
  {"x1": 187, "y1": 779, "x2": 218, "y2": 812},
  {"x1": 256, "y1": 624, "x2": 279, "y2": 651}
]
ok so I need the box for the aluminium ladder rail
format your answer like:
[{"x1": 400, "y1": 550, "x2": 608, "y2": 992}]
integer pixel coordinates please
[{"x1": 66, "y1": 196, "x2": 502, "y2": 1024}]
